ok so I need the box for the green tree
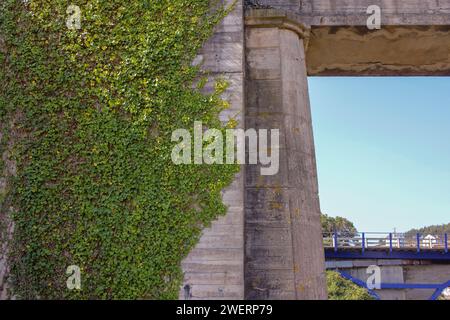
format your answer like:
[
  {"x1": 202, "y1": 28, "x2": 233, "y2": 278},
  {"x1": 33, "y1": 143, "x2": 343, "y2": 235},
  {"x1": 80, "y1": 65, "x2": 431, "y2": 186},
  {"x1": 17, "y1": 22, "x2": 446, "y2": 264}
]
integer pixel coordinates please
[
  {"x1": 327, "y1": 271, "x2": 374, "y2": 300},
  {"x1": 321, "y1": 214, "x2": 358, "y2": 237},
  {"x1": 321, "y1": 215, "x2": 372, "y2": 300}
]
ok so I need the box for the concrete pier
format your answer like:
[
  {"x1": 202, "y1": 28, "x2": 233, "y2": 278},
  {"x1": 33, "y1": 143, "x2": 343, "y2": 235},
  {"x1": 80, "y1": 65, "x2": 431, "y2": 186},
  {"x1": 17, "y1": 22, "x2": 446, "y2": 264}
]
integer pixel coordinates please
[{"x1": 244, "y1": 14, "x2": 326, "y2": 300}]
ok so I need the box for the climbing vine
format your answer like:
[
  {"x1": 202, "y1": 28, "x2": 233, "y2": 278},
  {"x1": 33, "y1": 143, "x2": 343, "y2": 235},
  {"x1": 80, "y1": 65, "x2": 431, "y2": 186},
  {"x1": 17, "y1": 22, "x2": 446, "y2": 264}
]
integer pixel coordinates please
[{"x1": 0, "y1": 0, "x2": 238, "y2": 299}]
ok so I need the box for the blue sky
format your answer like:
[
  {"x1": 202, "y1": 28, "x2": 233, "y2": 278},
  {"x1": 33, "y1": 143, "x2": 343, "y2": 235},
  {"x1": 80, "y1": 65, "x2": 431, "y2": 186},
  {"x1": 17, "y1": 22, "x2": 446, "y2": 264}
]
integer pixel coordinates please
[{"x1": 308, "y1": 77, "x2": 450, "y2": 232}]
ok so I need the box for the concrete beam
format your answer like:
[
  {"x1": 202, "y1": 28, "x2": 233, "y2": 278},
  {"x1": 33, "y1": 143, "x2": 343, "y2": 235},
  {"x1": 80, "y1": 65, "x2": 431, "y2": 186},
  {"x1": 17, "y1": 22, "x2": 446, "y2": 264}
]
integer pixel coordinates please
[
  {"x1": 404, "y1": 264, "x2": 450, "y2": 300},
  {"x1": 246, "y1": 8, "x2": 450, "y2": 76},
  {"x1": 251, "y1": 1, "x2": 450, "y2": 26},
  {"x1": 307, "y1": 25, "x2": 450, "y2": 76}
]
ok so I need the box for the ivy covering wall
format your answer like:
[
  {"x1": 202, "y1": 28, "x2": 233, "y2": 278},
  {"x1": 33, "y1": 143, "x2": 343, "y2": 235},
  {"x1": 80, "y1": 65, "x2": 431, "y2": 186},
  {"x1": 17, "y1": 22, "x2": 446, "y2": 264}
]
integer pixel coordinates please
[{"x1": 0, "y1": 0, "x2": 238, "y2": 299}]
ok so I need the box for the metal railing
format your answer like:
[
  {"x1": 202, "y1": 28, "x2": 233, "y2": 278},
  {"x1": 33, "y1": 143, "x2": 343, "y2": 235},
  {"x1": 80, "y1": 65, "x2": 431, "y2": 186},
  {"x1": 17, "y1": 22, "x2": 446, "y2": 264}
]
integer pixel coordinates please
[{"x1": 323, "y1": 232, "x2": 449, "y2": 253}]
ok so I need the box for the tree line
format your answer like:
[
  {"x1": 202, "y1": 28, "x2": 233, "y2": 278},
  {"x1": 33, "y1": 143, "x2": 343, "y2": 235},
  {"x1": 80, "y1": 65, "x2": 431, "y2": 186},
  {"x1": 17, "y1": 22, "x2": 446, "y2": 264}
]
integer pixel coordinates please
[{"x1": 405, "y1": 223, "x2": 450, "y2": 237}]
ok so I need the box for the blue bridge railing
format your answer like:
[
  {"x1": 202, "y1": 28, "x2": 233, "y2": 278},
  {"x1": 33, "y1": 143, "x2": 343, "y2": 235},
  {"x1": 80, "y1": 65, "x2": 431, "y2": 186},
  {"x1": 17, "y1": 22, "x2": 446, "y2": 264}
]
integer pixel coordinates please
[
  {"x1": 324, "y1": 232, "x2": 449, "y2": 253},
  {"x1": 324, "y1": 232, "x2": 450, "y2": 260}
]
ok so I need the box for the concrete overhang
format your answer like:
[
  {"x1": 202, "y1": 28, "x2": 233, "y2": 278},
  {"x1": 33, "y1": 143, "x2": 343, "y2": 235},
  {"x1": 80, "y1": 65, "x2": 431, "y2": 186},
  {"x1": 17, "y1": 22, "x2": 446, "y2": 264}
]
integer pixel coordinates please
[
  {"x1": 307, "y1": 25, "x2": 450, "y2": 76},
  {"x1": 246, "y1": 8, "x2": 450, "y2": 76}
]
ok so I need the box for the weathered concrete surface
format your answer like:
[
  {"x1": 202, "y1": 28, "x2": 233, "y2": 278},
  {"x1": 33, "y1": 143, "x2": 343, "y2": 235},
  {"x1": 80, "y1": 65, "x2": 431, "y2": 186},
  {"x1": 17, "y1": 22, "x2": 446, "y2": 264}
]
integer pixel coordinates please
[
  {"x1": 179, "y1": 0, "x2": 245, "y2": 300},
  {"x1": 246, "y1": 8, "x2": 450, "y2": 75},
  {"x1": 326, "y1": 259, "x2": 419, "y2": 269},
  {"x1": 0, "y1": 211, "x2": 14, "y2": 300},
  {"x1": 245, "y1": 15, "x2": 326, "y2": 299},
  {"x1": 0, "y1": 112, "x2": 20, "y2": 300},
  {"x1": 347, "y1": 265, "x2": 406, "y2": 300},
  {"x1": 252, "y1": 0, "x2": 450, "y2": 25},
  {"x1": 404, "y1": 264, "x2": 450, "y2": 300},
  {"x1": 307, "y1": 25, "x2": 450, "y2": 75}
]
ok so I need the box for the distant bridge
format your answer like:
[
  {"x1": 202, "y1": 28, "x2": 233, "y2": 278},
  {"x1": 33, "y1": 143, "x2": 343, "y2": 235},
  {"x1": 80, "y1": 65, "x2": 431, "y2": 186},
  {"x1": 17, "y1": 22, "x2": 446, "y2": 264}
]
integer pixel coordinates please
[
  {"x1": 323, "y1": 232, "x2": 450, "y2": 300},
  {"x1": 324, "y1": 232, "x2": 450, "y2": 260}
]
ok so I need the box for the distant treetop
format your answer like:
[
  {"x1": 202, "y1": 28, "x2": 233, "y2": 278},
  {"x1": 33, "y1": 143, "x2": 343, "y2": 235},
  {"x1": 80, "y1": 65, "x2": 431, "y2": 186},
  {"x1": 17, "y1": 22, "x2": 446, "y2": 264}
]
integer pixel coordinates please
[
  {"x1": 405, "y1": 223, "x2": 450, "y2": 238},
  {"x1": 321, "y1": 214, "x2": 357, "y2": 237}
]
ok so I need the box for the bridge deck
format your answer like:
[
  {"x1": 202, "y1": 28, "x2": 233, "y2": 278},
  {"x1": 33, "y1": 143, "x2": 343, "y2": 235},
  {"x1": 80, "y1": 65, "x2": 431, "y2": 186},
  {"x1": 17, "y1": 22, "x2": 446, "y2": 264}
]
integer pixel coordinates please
[{"x1": 323, "y1": 232, "x2": 450, "y2": 261}]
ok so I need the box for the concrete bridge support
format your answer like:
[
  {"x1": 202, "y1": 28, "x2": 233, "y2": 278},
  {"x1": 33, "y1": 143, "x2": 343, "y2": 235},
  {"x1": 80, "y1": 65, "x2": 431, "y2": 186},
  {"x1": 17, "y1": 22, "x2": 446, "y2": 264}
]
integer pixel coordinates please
[
  {"x1": 244, "y1": 15, "x2": 326, "y2": 300},
  {"x1": 179, "y1": 4, "x2": 327, "y2": 300},
  {"x1": 180, "y1": 1, "x2": 450, "y2": 300},
  {"x1": 179, "y1": 0, "x2": 246, "y2": 300}
]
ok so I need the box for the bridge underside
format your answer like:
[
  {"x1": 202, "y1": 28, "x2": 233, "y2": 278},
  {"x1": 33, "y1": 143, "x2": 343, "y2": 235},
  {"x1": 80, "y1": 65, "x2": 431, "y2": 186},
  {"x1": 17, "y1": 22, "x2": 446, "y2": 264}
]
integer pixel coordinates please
[{"x1": 307, "y1": 25, "x2": 450, "y2": 76}]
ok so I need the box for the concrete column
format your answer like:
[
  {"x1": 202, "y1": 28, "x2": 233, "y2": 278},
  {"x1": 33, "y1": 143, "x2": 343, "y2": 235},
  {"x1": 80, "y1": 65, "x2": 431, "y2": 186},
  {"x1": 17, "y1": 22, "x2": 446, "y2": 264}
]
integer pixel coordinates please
[
  {"x1": 245, "y1": 12, "x2": 327, "y2": 300},
  {"x1": 180, "y1": 0, "x2": 245, "y2": 300}
]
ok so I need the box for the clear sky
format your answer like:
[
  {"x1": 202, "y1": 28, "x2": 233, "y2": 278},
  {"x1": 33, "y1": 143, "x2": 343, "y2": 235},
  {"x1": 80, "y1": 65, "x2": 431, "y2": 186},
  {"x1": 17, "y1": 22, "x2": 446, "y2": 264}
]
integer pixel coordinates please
[{"x1": 308, "y1": 77, "x2": 450, "y2": 232}]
